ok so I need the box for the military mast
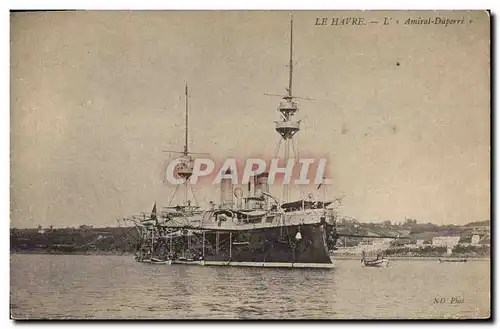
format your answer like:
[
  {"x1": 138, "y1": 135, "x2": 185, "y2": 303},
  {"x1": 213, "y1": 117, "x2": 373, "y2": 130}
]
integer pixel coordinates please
[
  {"x1": 164, "y1": 83, "x2": 199, "y2": 210},
  {"x1": 273, "y1": 16, "x2": 302, "y2": 204},
  {"x1": 179, "y1": 83, "x2": 193, "y2": 207}
]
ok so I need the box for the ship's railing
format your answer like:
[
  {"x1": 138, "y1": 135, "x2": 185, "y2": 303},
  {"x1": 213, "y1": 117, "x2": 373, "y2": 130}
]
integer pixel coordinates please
[{"x1": 275, "y1": 120, "x2": 300, "y2": 130}]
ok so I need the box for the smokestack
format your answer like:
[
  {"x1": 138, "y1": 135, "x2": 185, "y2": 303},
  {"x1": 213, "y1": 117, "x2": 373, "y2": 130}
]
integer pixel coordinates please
[
  {"x1": 233, "y1": 187, "x2": 243, "y2": 209},
  {"x1": 220, "y1": 168, "x2": 234, "y2": 209},
  {"x1": 254, "y1": 172, "x2": 269, "y2": 198},
  {"x1": 254, "y1": 172, "x2": 269, "y2": 209}
]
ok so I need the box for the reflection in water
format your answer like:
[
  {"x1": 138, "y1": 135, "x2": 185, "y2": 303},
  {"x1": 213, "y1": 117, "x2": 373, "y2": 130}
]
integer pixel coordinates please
[
  {"x1": 10, "y1": 254, "x2": 490, "y2": 319},
  {"x1": 167, "y1": 266, "x2": 192, "y2": 317}
]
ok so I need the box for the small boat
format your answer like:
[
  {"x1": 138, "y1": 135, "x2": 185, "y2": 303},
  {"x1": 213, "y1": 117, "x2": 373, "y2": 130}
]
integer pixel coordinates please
[
  {"x1": 173, "y1": 259, "x2": 205, "y2": 265},
  {"x1": 361, "y1": 251, "x2": 389, "y2": 267},
  {"x1": 134, "y1": 254, "x2": 172, "y2": 265},
  {"x1": 150, "y1": 257, "x2": 172, "y2": 265},
  {"x1": 438, "y1": 258, "x2": 468, "y2": 263},
  {"x1": 363, "y1": 258, "x2": 389, "y2": 267},
  {"x1": 172, "y1": 255, "x2": 205, "y2": 265}
]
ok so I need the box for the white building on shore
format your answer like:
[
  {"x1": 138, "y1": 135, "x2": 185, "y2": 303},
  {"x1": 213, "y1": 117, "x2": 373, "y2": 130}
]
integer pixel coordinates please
[{"x1": 432, "y1": 236, "x2": 460, "y2": 255}]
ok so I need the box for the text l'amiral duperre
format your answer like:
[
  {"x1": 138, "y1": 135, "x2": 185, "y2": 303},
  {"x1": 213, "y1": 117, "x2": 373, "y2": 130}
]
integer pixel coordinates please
[{"x1": 315, "y1": 16, "x2": 472, "y2": 27}]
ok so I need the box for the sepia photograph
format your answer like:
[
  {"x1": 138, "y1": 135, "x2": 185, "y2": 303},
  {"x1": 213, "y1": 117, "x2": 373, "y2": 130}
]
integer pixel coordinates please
[{"x1": 9, "y1": 9, "x2": 491, "y2": 320}]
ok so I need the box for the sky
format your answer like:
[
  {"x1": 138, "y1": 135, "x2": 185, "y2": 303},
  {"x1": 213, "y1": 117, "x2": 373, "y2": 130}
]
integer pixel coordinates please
[{"x1": 10, "y1": 10, "x2": 490, "y2": 228}]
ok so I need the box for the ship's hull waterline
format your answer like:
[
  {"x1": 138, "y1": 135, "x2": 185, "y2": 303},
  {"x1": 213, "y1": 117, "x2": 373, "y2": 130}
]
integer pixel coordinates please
[{"x1": 169, "y1": 261, "x2": 334, "y2": 269}]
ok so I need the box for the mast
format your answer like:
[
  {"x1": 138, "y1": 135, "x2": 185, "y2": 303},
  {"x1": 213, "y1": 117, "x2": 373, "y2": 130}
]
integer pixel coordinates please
[
  {"x1": 273, "y1": 15, "x2": 301, "y2": 204},
  {"x1": 163, "y1": 83, "x2": 202, "y2": 209},
  {"x1": 288, "y1": 15, "x2": 293, "y2": 98},
  {"x1": 184, "y1": 83, "x2": 189, "y2": 156},
  {"x1": 183, "y1": 83, "x2": 189, "y2": 205}
]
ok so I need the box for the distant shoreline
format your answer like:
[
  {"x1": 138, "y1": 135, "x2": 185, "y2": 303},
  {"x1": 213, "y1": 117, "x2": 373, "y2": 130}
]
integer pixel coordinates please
[
  {"x1": 10, "y1": 250, "x2": 135, "y2": 256},
  {"x1": 332, "y1": 255, "x2": 490, "y2": 261}
]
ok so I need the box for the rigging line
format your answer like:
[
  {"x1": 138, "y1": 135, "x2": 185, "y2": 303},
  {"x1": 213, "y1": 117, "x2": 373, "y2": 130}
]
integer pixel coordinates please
[
  {"x1": 292, "y1": 138, "x2": 305, "y2": 201},
  {"x1": 188, "y1": 184, "x2": 199, "y2": 208},
  {"x1": 196, "y1": 232, "x2": 212, "y2": 250},
  {"x1": 216, "y1": 235, "x2": 233, "y2": 245},
  {"x1": 288, "y1": 14, "x2": 294, "y2": 97},
  {"x1": 283, "y1": 216, "x2": 296, "y2": 249},
  {"x1": 262, "y1": 238, "x2": 277, "y2": 263},
  {"x1": 276, "y1": 212, "x2": 296, "y2": 251},
  {"x1": 184, "y1": 82, "x2": 189, "y2": 156},
  {"x1": 273, "y1": 138, "x2": 282, "y2": 159},
  {"x1": 168, "y1": 184, "x2": 181, "y2": 207}
]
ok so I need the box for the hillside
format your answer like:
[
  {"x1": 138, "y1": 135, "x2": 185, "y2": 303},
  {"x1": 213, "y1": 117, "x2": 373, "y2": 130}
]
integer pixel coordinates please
[
  {"x1": 10, "y1": 219, "x2": 490, "y2": 254},
  {"x1": 10, "y1": 226, "x2": 139, "y2": 254}
]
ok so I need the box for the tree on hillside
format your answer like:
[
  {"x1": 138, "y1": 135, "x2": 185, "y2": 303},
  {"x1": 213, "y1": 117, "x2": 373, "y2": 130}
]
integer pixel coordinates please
[{"x1": 404, "y1": 217, "x2": 417, "y2": 226}]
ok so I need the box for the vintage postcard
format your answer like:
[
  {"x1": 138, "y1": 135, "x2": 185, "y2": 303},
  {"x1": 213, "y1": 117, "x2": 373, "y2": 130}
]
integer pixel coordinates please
[{"x1": 10, "y1": 10, "x2": 490, "y2": 320}]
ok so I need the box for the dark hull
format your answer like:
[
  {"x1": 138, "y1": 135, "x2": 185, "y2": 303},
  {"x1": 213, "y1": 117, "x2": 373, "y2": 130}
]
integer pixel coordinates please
[
  {"x1": 201, "y1": 223, "x2": 332, "y2": 265},
  {"x1": 146, "y1": 222, "x2": 336, "y2": 268}
]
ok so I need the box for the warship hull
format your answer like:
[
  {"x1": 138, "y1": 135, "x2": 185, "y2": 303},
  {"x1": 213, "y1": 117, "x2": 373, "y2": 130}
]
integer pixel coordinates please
[{"x1": 162, "y1": 221, "x2": 336, "y2": 268}]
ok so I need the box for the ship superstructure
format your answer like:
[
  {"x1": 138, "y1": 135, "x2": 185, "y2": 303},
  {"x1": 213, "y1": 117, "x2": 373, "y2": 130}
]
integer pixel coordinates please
[{"x1": 132, "y1": 16, "x2": 340, "y2": 268}]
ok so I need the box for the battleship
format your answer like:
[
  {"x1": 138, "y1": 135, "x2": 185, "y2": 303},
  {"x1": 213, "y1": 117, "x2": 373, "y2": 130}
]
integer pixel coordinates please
[{"x1": 130, "y1": 17, "x2": 341, "y2": 268}]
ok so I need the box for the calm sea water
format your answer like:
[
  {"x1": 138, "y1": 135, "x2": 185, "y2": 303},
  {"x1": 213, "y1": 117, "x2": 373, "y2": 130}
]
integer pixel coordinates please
[{"x1": 10, "y1": 254, "x2": 490, "y2": 319}]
